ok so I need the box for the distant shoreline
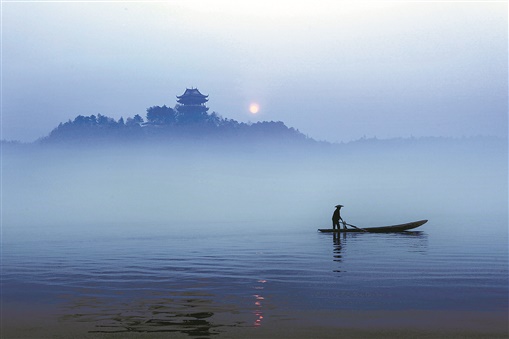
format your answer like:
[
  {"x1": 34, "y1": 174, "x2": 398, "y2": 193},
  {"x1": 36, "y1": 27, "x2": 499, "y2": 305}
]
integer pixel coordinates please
[{"x1": 2, "y1": 134, "x2": 507, "y2": 148}]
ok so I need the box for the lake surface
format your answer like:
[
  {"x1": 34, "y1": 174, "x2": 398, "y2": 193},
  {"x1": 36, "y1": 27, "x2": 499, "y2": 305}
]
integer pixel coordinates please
[
  {"x1": 2, "y1": 141, "x2": 507, "y2": 337},
  {"x1": 2, "y1": 214, "x2": 507, "y2": 337}
]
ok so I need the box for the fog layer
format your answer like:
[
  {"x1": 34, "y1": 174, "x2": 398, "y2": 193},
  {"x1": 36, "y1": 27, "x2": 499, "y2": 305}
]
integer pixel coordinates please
[{"x1": 2, "y1": 138, "x2": 506, "y2": 239}]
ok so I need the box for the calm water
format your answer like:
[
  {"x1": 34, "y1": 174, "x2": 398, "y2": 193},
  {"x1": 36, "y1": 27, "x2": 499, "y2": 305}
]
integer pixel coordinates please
[
  {"x1": 2, "y1": 142, "x2": 507, "y2": 336},
  {"x1": 2, "y1": 214, "x2": 507, "y2": 335}
]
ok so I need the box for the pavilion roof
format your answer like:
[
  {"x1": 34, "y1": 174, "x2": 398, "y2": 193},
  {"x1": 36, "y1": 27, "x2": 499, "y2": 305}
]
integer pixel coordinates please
[{"x1": 177, "y1": 88, "x2": 209, "y2": 99}]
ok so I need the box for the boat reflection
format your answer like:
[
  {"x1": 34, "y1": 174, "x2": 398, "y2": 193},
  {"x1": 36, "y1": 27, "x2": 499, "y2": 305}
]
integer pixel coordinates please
[{"x1": 329, "y1": 231, "x2": 429, "y2": 273}]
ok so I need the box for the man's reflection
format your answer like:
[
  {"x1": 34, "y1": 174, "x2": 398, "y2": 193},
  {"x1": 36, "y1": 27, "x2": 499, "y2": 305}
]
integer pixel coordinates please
[{"x1": 332, "y1": 232, "x2": 346, "y2": 272}]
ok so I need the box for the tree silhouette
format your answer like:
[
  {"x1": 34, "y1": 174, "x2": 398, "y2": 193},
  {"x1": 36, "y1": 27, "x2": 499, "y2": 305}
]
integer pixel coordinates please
[
  {"x1": 41, "y1": 100, "x2": 312, "y2": 145},
  {"x1": 126, "y1": 114, "x2": 144, "y2": 127},
  {"x1": 146, "y1": 105, "x2": 176, "y2": 125}
]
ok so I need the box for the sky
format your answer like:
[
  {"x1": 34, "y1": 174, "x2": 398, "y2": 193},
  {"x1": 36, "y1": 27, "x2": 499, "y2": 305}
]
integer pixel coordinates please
[{"x1": 1, "y1": 0, "x2": 507, "y2": 143}]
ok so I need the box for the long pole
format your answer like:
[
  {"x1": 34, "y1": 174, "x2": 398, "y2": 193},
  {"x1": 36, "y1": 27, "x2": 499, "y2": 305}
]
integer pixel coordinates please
[{"x1": 345, "y1": 222, "x2": 368, "y2": 232}]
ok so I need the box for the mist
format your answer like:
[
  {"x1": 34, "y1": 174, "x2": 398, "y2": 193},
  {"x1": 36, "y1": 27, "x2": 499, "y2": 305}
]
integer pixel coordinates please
[{"x1": 3, "y1": 137, "x2": 506, "y2": 242}]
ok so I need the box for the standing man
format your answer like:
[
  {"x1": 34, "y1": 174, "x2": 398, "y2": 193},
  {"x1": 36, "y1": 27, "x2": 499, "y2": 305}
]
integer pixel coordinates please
[{"x1": 332, "y1": 205, "x2": 347, "y2": 231}]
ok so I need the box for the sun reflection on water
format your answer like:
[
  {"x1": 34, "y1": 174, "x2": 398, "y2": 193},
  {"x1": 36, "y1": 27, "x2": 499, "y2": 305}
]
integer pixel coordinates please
[{"x1": 253, "y1": 279, "x2": 267, "y2": 326}]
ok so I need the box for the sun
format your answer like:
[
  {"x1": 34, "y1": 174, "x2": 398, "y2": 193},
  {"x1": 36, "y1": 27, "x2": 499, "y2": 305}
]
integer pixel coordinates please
[{"x1": 249, "y1": 103, "x2": 260, "y2": 114}]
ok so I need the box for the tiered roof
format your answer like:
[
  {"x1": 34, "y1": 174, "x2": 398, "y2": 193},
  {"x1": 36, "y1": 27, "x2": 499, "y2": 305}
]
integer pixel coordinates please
[{"x1": 177, "y1": 88, "x2": 209, "y2": 105}]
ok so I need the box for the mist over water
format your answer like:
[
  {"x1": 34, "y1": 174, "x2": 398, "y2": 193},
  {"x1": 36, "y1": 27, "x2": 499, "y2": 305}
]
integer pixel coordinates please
[
  {"x1": 3, "y1": 138, "x2": 506, "y2": 236},
  {"x1": 2, "y1": 137, "x2": 507, "y2": 336}
]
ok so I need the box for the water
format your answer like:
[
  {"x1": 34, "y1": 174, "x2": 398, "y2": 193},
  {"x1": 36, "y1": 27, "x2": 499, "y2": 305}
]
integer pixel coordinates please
[
  {"x1": 1, "y1": 141, "x2": 507, "y2": 336},
  {"x1": 2, "y1": 216, "x2": 507, "y2": 336}
]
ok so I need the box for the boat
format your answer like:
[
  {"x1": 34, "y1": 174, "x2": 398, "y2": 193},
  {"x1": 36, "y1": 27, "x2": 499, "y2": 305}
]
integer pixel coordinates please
[{"x1": 318, "y1": 219, "x2": 428, "y2": 233}]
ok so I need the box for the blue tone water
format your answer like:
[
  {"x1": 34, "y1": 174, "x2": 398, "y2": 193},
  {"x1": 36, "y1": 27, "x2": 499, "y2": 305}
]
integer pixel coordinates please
[
  {"x1": 2, "y1": 141, "x2": 507, "y2": 335},
  {"x1": 2, "y1": 214, "x2": 507, "y2": 334}
]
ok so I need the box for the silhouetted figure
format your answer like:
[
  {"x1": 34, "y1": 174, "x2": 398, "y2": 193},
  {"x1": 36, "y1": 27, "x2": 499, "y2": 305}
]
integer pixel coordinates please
[{"x1": 332, "y1": 205, "x2": 347, "y2": 231}]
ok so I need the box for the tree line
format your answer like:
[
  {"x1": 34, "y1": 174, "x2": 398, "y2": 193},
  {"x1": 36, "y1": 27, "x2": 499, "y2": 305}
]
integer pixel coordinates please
[{"x1": 42, "y1": 105, "x2": 309, "y2": 144}]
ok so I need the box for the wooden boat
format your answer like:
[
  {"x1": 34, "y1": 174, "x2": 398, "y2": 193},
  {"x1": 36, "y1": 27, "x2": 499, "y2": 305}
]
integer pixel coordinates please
[{"x1": 318, "y1": 219, "x2": 427, "y2": 233}]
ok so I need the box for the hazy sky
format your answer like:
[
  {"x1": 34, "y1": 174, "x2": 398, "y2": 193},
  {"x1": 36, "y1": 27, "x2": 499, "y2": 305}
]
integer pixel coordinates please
[{"x1": 2, "y1": 0, "x2": 507, "y2": 143}]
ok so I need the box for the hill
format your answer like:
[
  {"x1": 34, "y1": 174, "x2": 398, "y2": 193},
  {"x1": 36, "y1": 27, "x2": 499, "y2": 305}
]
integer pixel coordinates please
[{"x1": 39, "y1": 110, "x2": 311, "y2": 146}]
